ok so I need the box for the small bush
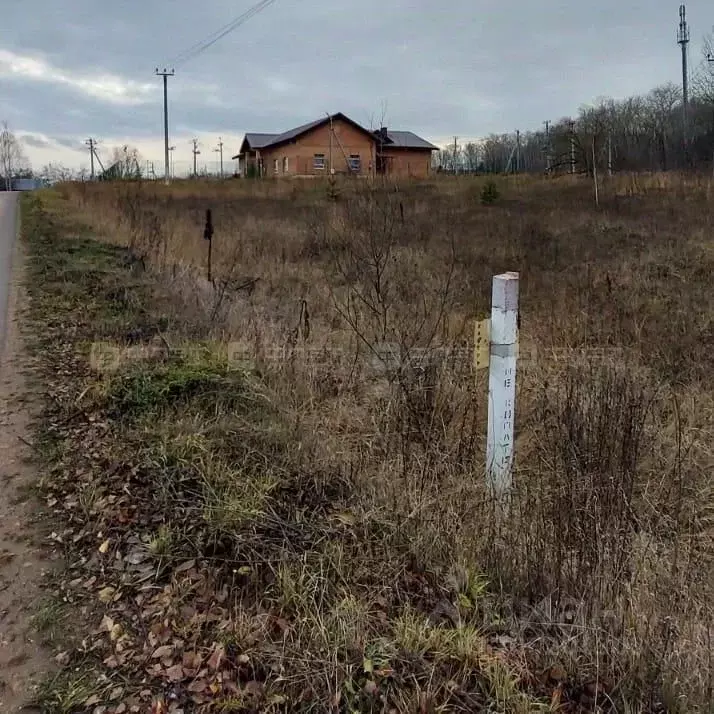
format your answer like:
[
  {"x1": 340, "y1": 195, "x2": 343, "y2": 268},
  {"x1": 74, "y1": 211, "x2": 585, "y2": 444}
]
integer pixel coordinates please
[{"x1": 481, "y1": 180, "x2": 500, "y2": 205}]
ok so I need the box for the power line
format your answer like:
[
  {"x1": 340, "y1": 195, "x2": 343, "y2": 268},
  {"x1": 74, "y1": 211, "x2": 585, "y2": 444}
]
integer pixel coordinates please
[{"x1": 169, "y1": 0, "x2": 278, "y2": 67}]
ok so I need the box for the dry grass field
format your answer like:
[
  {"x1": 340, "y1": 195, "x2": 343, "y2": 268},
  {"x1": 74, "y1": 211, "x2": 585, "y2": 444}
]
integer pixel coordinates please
[{"x1": 24, "y1": 172, "x2": 714, "y2": 712}]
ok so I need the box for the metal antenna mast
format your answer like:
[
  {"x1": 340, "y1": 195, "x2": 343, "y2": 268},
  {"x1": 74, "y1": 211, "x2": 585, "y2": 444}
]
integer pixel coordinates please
[
  {"x1": 678, "y1": 5, "x2": 690, "y2": 145},
  {"x1": 155, "y1": 68, "x2": 175, "y2": 182}
]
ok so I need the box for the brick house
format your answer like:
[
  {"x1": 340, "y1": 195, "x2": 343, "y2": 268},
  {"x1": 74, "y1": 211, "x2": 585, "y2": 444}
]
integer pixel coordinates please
[{"x1": 232, "y1": 113, "x2": 438, "y2": 179}]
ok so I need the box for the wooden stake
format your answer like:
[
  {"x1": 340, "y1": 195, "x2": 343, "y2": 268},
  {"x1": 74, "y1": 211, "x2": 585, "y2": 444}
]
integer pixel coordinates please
[{"x1": 204, "y1": 209, "x2": 214, "y2": 282}]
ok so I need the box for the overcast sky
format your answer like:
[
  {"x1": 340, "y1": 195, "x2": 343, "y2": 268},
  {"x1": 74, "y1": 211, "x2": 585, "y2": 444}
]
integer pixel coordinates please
[{"x1": 1, "y1": 0, "x2": 711, "y2": 173}]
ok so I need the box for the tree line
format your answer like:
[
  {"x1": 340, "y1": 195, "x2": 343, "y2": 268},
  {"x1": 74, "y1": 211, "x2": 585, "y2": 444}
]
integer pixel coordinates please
[{"x1": 436, "y1": 49, "x2": 714, "y2": 176}]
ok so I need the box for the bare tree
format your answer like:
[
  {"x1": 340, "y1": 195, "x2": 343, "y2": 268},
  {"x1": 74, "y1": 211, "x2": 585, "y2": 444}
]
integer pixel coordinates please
[
  {"x1": 105, "y1": 145, "x2": 142, "y2": 180},
  {"x1": 463, "y1": 142, "x2": 480, "y2": 173},
  {"x1": 40, "y1": 163, "x2": 81, "y2": 184},
  {"x1": 438, "y1": 141, "x2": 462, "y2": 173},
  {"x1": 0, "y1": 122, "x2": 27, "y2": 191}
]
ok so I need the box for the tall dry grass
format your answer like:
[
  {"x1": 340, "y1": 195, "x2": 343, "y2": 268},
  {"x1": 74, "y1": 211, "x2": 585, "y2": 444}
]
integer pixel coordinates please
[{"x1": 48, "y1": 172, "x2": 714, "y2": 710}]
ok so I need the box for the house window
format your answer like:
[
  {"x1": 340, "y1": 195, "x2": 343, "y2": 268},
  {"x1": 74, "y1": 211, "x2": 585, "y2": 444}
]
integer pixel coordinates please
[
  {"x1": 283, "y1": 157, "x2": 289, "y2": 173},
  {"x1": 313, "y1": 154, "x2": 325, "y2": 170},
  {"x1": 273, "y1": 158, "x2": 279, "y2": 174},
  {"x1": 348, "y1": 154, "x2": 361, "y2": 172}
]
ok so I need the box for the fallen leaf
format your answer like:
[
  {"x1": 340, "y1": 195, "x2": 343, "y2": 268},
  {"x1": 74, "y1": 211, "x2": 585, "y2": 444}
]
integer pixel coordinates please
[
  {"x1": 98, "y1": 586, "x2": 116, "y2": 603},
  {"x1": 165, "y1": 663, "x2": 185, "y2": 682},
  {"x1": 125, "y1": 549, "x2": 147, "y2": 565},
  {"x1": 207, "y1": 644, "x2": 225, "y2": 671},
  {"x1": 110, "y1": 686, "x2": 124, "y2": 700},
  {"x1": 151, "y1": 645, "x2": 174, "y2": 659},
  {"x1": 98, "y1": 539, "x2": 110, "y2": 554},
  {"x1": 182, "y1": 652, "x2": 202, "y2": 670},
  {"x1": 187, "y1": 679, "x2": 208, "y2": 694},
  {"x1": 84, "y1": 695, "x2": 101, "y2": 706},
  {"x1": 55, "y1": 651, "x2": 70, "y2": 666}
]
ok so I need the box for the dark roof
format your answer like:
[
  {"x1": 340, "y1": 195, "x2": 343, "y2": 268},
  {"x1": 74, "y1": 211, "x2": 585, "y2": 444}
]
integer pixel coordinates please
[
  {"x1": 380, "y1": 130, "x2": 438, "y2": 151},
  {"x1": 269, "y1": 117, "x2": 327, "y2": 146},
  {"x1": 245, "y1": 132, "x2": 279, "y2": 148},
  {"x1": 232, "y1": 133, "x2": 279, "y2": 157},
  {"x1": 266, "y1": 112, "x2": 375, "y2": 149},
  {"x1": 232, "y1": 114, "x2": 437, "y2": 158},
  {"x1": 233, "y1": 115, "x2": 370, "y2": 158}
]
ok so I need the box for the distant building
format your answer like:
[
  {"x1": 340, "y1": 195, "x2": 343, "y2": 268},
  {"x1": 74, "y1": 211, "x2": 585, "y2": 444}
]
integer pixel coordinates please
[
  {"x1": 9, "y1": 178, "x2": 44, "y2": 191},
  {"x1": 232, "y1": 112, "x2": 438, "y2": 179}
]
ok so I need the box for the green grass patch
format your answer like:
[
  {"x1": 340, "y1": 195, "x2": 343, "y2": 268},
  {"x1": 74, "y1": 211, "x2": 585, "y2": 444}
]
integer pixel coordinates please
[{"x1": 101, "y1": 360, "x2": 251, "y2": 419}]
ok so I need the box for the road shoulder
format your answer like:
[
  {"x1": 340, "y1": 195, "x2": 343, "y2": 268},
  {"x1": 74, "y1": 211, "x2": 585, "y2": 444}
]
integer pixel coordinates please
[{"x1": 0, "y1": 234, "x2": 56, "y2": 711}]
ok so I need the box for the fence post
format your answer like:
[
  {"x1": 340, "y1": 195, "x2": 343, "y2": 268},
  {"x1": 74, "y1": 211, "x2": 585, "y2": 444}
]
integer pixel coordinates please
[
  {"x1": 486, "y1": 271, "x2": 519, "y2": 497},
  {"x1": 203, "y1": 209, "x2": 214, "y2": 282}
]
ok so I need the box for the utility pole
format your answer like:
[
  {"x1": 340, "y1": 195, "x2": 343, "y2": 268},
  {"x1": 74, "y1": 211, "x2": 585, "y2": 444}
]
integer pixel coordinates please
[
  {"x1": 168, "y1": 145, "x2": 176, "y2": 179},
  {"x1": 568, "y1": 120, "x2": 576, "y2": 174},
  {"x1": 702, "y1": 51, "x2": 714, "y2": 175},
  {"x1": 191, "y1": 139, "x2": 201, "y2": 178},
  {"x1": 543, "y1": 120, "x2": 551, "y2": 173},
  {"x1": 85, "y1": 138, "x2": 96, "y2": 180},
  {"x1": 515, "y1": 130, "x2": 521, "y2": 173},
  {"x1": 607, "y1": 133, "x2": 613, "y2": 177},
  {"x1": 214, "y1": 137, "x2": 224, "y2": 178},
  {"x1": 155, "y1": 68, "x2": 175, "y2": 183},
  {"x1": 592, "y1": 137, "x2": 599, "y2": 207},
  {"x1": 328, "y1": 114, "x2": 334, "y2": 174},
  {"x1": 677, "y1": 5, "x2": 690, "y2": 151},
  {"x1": 453, "y1": 136, "x2": 458, "y2": 174}
]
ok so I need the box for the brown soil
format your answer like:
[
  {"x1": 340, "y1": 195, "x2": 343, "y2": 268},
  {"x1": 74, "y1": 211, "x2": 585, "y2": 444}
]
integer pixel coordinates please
[{"x1": 0, "y1": 238, "x2": 55, "y2": 711}]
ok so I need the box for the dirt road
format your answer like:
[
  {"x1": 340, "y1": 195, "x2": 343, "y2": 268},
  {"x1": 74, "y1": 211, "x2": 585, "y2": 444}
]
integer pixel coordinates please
[{"x1": 0, "y1": 192, "x2": 53, "y2": 711}]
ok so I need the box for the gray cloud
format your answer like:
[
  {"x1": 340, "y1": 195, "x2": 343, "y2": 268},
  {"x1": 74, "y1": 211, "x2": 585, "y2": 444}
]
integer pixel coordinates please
[
  {"x1": 20, "y1": 134, "x2": 52, "y2": 149},
  {"x1": 2, "y1": 0, "x2": 708, "y2": 168}
]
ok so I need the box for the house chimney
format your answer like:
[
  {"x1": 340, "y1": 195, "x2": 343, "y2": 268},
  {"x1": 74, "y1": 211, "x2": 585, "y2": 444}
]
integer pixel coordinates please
[{"x1": 379, "y1": 126, "x2": 388, "y2": 140}]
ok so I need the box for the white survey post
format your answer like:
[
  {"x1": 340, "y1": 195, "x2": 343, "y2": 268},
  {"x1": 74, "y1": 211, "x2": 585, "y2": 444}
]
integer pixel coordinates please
[{"x1": 486, "y1": 271, "x2": 519, "y2": 496}]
